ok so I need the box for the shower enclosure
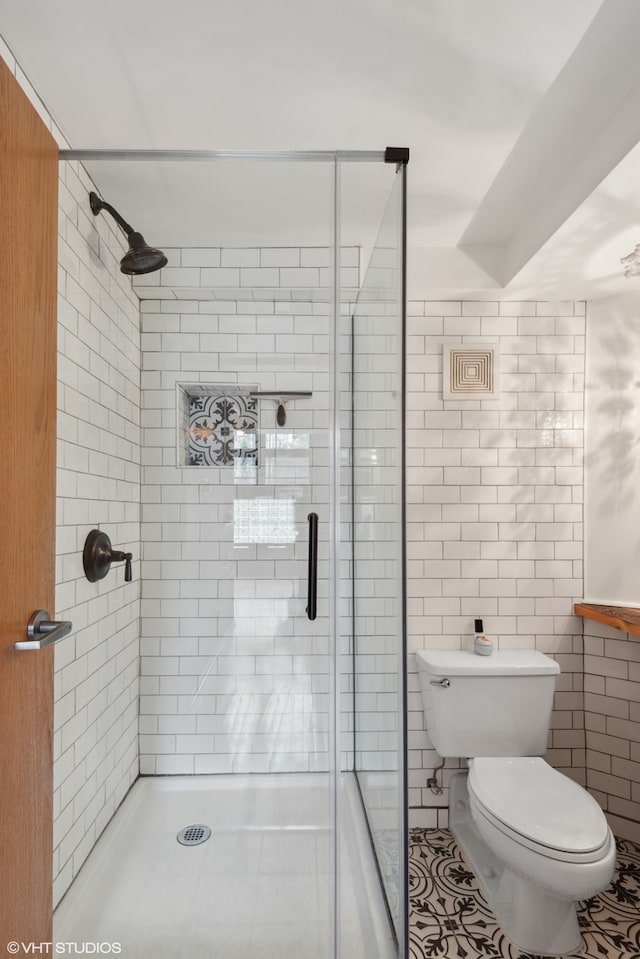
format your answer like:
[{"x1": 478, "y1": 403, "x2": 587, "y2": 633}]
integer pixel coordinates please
[{"x1": 53, "y1": 150, "x2": 407, "y2": 957}]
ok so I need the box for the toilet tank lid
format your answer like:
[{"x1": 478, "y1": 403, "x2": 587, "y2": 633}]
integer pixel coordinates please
[{"x1": 415, "y1": 649, "x2": 560, "y2": 676}]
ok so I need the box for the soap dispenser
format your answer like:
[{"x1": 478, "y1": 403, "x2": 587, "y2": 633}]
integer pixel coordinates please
[{"x1": 474, "y1": 618, "x2": 493, "y2": 656}]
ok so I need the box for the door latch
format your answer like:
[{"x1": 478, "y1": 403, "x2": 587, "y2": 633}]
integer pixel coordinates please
[{"x1": 14, "y1": 610, "x2": 73, "y2": 651}]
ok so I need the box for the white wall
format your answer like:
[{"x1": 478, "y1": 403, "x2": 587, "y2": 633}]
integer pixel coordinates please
[
  {"x1": 405, "y1": 299, "x2": 586, "y2": 825},
  {"x1": 584, "y1": 291, "x2": 640, "y2": 605},
  {"x1": 583, "y1": 290, "x2": 640, "y2": 844}
]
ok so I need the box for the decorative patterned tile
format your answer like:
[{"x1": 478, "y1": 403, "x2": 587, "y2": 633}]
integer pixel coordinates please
[
  {"x1": 187, "y1": 390, "x2": 258, "y2": 473},
  {"x1": 409, "y1": 828, "x2": 640, "y2": 959}
]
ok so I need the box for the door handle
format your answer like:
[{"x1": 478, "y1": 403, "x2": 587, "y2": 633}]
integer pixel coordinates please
[
  {"x1": 14, "y1": 610, "x2": 73, "y2": 651},
  {"x1": 306, "y1": 512, "x2": 318, "y2": 621},
  {"x1": 429, "y1": 678, "x2": 450, "y2": 688}
]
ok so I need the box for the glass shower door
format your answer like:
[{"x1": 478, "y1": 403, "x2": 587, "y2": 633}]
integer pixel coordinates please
[{"x1": 178, "y1": 161, "x2": 338, "y2": 956}]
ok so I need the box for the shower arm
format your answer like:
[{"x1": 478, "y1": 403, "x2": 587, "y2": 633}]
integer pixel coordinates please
[{"x1": 89, "y1": 192, "x2": 134, "y2": 237}]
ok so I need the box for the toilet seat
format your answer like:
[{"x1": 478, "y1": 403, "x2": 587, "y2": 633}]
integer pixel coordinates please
[{"x1": 468, "y1": 757, "x2": 610, "y2": 862}]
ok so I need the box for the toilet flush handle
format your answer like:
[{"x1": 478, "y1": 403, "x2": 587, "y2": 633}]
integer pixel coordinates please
[{"x1": 429, "y1": 678, "x2": 450, "y2": 688}]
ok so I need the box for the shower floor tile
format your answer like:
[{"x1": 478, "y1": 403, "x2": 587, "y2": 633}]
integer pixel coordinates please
[{"x1": 409, "y1": 828, "x2": 640, "y2": 959}]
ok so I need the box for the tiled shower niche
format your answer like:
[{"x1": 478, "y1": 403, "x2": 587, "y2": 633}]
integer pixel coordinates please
[{"x1": 177, "y1": 384, "x2": 259, "y2": 481}]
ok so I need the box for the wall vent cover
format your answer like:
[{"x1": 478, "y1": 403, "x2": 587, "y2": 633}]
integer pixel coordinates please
[
  {"x1": 177, "y1": 824, "x2": 211, "y2": 846},
  {"x1": 443, "y1": 344, "x2": 500, "y2": 400}
]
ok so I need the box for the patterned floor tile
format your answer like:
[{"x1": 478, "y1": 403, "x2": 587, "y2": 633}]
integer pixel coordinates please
[{"x1": 409, "y1": 828, "x2": 640, "y2": 959}]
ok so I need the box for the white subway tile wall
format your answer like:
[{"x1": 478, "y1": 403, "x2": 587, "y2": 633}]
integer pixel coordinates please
[
  {"x1": 584, "y1": 621, "x2": 640, "y2": 844},
  {"x1": 405, "y1": 300, "x2": 586, "y2": 826},
  {"x1": 137, "y1": 249, "x2": 338, "y2": 776},
  {"x1": 353, "y1": 302, "x2": 404, "y2": 778},
  {"x1": 54, "y1": 161, "x2": 141, "y2": 904}
]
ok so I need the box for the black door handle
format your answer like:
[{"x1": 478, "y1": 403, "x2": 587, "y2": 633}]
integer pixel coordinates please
[{"x1": 306, "y1": 512, "x2": 318, "y2": 621}]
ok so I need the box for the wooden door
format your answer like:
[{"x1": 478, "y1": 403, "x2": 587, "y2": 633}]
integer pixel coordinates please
[{"x1": 0, "y1": 57, "x2": 58, "y2": 943}]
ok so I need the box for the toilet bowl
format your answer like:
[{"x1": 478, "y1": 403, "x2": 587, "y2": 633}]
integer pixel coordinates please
[
  {"x1": 468, "y1": 757, "x2": 616, "y2": 901},
  {"x1": 448, "y1": 761, "x2": 616, "y2": 956}
]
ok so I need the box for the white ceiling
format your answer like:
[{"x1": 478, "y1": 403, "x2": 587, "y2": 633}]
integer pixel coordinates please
[{"x1": 4, "y1": 0, "x2": 640, "y2": 299}]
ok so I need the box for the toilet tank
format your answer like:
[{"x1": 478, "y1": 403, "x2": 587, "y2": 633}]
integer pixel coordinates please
[{"x1": 415, "y1": 649, "x2": 560, "y2": 758}]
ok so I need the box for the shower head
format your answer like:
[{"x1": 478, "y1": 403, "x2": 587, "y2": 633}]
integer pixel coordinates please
[
  {"x1": 89, "y1": 191, "x2": 168, "y2": 275},
  {"x1": 119, "y1": 231, "x2": 168, "y2": 276}
]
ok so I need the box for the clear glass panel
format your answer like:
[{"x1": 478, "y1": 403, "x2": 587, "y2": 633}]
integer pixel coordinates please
[
  {"x1": 344, "y1": 168, "x2": 406, "y2": 952},
  {"x1": 122, "y1": 158, "x2": 337, "y2": 955}
]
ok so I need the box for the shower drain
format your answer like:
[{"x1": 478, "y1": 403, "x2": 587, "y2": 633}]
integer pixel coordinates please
[{"x1": 177, "y1": 824, "x2": 211, "y2": 846}]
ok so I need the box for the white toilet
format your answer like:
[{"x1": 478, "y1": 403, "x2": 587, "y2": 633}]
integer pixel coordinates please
[{"x1": 416, "y1": 649, "x2": 616, "y2": 957}]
